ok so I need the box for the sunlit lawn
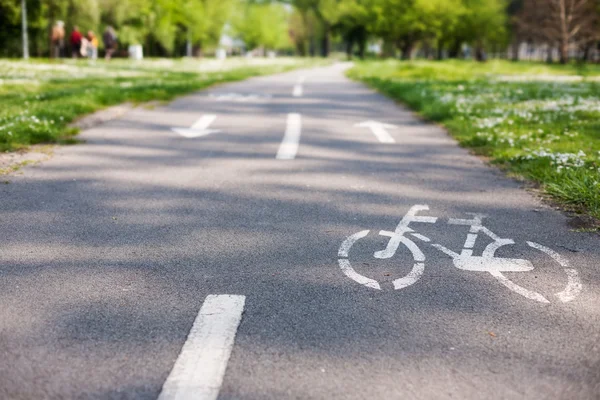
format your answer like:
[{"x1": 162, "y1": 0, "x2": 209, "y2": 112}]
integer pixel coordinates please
[
  {"x1": 349, "y1": 60, "x2": 600, "y2": 221},
  {"x1": 0, "y1": 57, "x2": 323, "y2": 152}
]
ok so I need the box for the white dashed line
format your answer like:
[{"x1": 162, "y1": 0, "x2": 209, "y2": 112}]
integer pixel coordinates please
[
  {"x1": 293, "y1": 76, "x2": 305, "y2": 97},
  {"x1": 158, "y1": 294, "x2": 246, "y2": 400},
  {"x1": 276, "y1": 113, "x2": 302, "y2": 160}
]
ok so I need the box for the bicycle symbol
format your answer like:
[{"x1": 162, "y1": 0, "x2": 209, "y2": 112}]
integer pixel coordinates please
[{"x1": 337, "y1": 205, "x2": 582, "y2": 303}]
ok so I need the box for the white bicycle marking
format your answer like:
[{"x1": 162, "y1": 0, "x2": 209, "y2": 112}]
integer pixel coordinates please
[
  {"x1": 338, "y1": 259, "x2": 381, "y2": 290},
  {"x1": 527, "y1": 241, "x2": 582, "y2": 302},
  {"x1": 338, "y1": 230, "x2": 370, "y2": 258},
  {"x1": 393, "y1": 262, "x2": 424, "y2": 290},
  {"x1": 337, "y1": 205, "x2": 583, "y2": 303},
  {"x1": 338, "y1": 230, "x2": 381, "y2": 290},
  {"x1": 488, "y1": 270, "x2": 549, "y2": 303},
  {"x1": 374, "y1": 205, "x2": 437, "y2": 259}
]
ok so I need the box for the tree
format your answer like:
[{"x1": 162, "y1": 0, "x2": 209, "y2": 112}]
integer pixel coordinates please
[
  {"x1": 459, "y1": 0, "x2": 508, "y2": 60},
  {"x1": 232, "y1": 2, "x2": 291, "y2": 52},
  {"x1": 518, "y1": 0, "x2": 600, "y2": 63}
]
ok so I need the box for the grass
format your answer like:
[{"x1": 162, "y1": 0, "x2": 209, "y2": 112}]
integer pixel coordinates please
[
  {"x1": 348, "y1": 59, "x2": 600, "y2": 221},
  {"x1": 0, "y1": 57, "x2": 325, "y2": 152}
]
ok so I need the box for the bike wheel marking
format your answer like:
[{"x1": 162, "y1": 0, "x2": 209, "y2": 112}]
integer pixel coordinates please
[
  {"x1": 489, "y1": 270, "x2": 550, "y2": 303},
  {"x1": 393, "y1": 262, "x2": 424, "y2": 290},
  {"x1": 558, "y1": 269, "x2": 582, "y2": 303},
  {"x1": 338, "y1": 259, "x2": 381, "y2": 290},
  {"x1": 338, "y1": 230, "x2": 382, "y2": 289},
  {"x1": 527, "y1": 241, "x2": 582, "y2": 303},
  {"x1": 391, "y1": 236, "x2": 426, "y2": 289},
  {"x1": 338, "y1": 230, "x2": 370, "y2": 258},
  {"x1": 338, "y1": 230, "x2": 425, "y2": 290}
]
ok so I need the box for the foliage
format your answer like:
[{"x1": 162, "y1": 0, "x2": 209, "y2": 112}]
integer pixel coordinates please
[
  {"x1": 349, "y1": 60, "x2": 600, "y2": 218},
  {"x1": 3, "y1": 0, "x2": 598, "y2": 60},
  {"x1": 231, "y1": 2, "x2": 292, "y2": 50}
]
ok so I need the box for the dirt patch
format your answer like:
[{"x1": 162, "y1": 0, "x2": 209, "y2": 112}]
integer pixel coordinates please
[
  {"x1": 69, "y1": 103, "x2": 132, "y2": 130},
  {"x1": 0, "y1": 103, "x2": 133, "y2": 176},
  {"x1": 0, "y1": 145, "x2": 54, "y2": 176},
  {"x1": 566, "y1": 214, "x2": 600, "y2": 232}
]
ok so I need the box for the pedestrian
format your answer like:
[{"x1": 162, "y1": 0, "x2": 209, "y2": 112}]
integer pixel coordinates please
[
  {"x1": 70, "y1": 26, "x2": 83, "y2": 58},
  {"x1": 87, "y1": 31, "x2": 98, "y2": 61},
  {"x1": 50, "y1": 21, "x2": 65, "y2": 59},
  {"x1": 103, "y1": 26, "x2": 117, "y2": 61}
]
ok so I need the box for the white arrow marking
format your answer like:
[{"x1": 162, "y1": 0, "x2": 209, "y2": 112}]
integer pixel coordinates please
[
  {"x1": 355, "y1": 120, "x2": 396, "y2": 143},
  {"x1": 171, "y1": 114, "x2": 220, "y2": 138},
  {"x1": 293, "y1": 76, "x2": 305, "y2": 97},
  {"x1": 276, "y1": 113, "x2": 302, "y2": 160},
  {"x1": 158, "y1": 294, "x2": 246, "y2": 400}
]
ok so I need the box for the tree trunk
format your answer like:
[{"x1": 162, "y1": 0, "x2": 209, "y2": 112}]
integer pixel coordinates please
[
  {"x1": 582, "y1": 43, "x2": 592, "y2": 62},
  {"x1": 559, "y1": 40, "x2": 569, "y2": 64},
  {"x1": 511, "y1": 40, "x2": 520, "y2": 61},
  {"x1": 475, "y1": 44, "x2": 487, "y2": 62},
  {"x1": 358, "y1": 38, "x2": 366, "y2": 59},
  {"x1": 382, "y1": 38, "x2": 395, "y2": 58},
  {"x1": 448, "y1": 41, "x2": 461, "y2": 58},
  {"x1": 186, "y1": 30, "x2": 192, "y2": 57},
  {"x1": 437, "y1": 44, "x2": 444, "y2": 60},
  {"x1": 400, "y1": 42, "x2": 414, "y2": 60},
  {"x1": 546, "y1": 44, "x2": 554, "y2": 63},
  {"x1": 321, "y1": 24, "x2": 330, "y2": 57},
  {"x1": 48, "y1": 0, "x2": 54, "y2": 59},
  {"x1": 309, "y1": 35, "x2": 316, "y2": 57},
  {"x1": 345, "y1": 37, "x2": 353, "y2": 60}
]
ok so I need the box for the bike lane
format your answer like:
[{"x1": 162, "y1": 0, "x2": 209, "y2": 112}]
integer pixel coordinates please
[
  {"x1": 0, "y1": 63, "x2": 598, "y2": 399},
  {"x1": 216, "y1": 64, "x2": 600, "y2": 399}
]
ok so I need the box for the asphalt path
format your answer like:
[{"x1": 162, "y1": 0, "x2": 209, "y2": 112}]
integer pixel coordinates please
[{"x1": 1, "y1": 63, "x2": 599, "y2": 399}]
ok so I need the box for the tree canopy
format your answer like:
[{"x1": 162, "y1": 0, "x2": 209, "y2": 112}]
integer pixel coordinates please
[{"x1": 1, "y1": 0, "x2": 598, "y2": 62}]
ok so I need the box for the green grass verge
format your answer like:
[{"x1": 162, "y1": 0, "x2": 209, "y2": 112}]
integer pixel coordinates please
[
  {"x1": 0, "y1": 57, "x2": 325, "y2": 152},
  {"x1": 348, "y1": 60, "x2": 600, "y2": 221}
]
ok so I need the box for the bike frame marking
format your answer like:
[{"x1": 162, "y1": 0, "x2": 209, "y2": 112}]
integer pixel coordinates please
[{"x1": 374, "y1": 205, "x2": 437, "y2": 260}]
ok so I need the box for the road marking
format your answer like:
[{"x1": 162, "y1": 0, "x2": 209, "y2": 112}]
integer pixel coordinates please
[
  {"x1": 293, "y1": 76, "x2": 305, "y2": 97},
  {"x1": 527, "y1": 241, "x2": 582, "y2": 302},
  {"x1": 338, "y1": 230, "x2": 381, "y2": 290},
  {"x1": 276, "y1": 113, "x2": 302, "y2": 160},
  {"x1": 339, "y1": 258, "x2": 381, "y2": 290},
  {"x1": 338, "y1": 229, "x2": 370, "y2": 258},
  {"x1": 489, "y1": 270, "x2": 550, "y2": 303},
  {"x1": 171, "y1": 114, "x2": 220, "y2": 138},
  {"x1": 191, "y1": 114, "x2": 217, "y2": 130},
  {"x1": 209, "y1": 93, "x2": 272, "y2": 102},
  {"x1": 158, "y1": 294, "x2": 245, "y2": 400},
  {"x1": 355, "y1": 120, "x2": 396, "y2": 143},
  {"x1": 337, "y1": 205, "x2": 582, "y2": 303},
  {"x1": 374, "y1": 205, "x2": 437, "y2": 260}
]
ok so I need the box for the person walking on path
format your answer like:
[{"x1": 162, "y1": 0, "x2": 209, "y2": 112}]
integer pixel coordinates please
[
  {"x1": 70, "y1": 26, "x2": 83, "y2": 58},
  {"x1": 50, "y1": 21, "x2": 65, "y2": 59},
  {"x1": 103, "y1": 27, "x2": 117, "y2": 61},
  {"x1": 87, "y1": 31, "x2": 98, "y2": 61}
]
